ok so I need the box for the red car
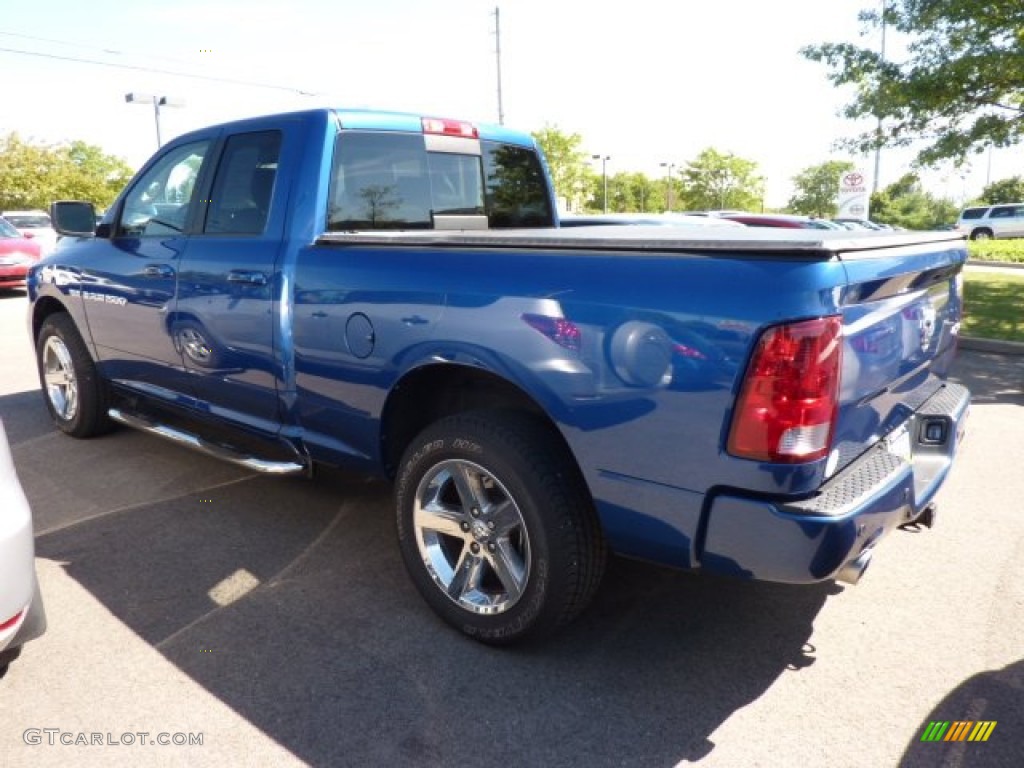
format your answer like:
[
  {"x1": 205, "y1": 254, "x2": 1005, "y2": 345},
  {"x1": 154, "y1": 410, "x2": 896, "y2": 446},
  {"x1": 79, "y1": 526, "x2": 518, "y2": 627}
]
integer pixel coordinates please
[
  {"x1": 721, "y1": 213, "x2": 845, "y2": 230},
  {"x1": 0, "y1": 217, "x2": 43, "y2": 290}
]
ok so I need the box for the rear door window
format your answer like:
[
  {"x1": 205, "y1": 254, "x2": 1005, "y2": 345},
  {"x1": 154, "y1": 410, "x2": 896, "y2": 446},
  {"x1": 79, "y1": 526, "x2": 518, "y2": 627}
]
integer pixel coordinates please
[
  {"x1": 204, "y1": 131, "x2": 282, "y2": 235},
  {"x1": 958, "y1": 208, "x2": 986, "y2": 220}
]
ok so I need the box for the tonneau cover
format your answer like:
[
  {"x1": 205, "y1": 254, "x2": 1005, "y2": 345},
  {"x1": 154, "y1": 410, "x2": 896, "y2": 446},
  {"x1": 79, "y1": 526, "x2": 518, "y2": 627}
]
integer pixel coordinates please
[{"x1": 317, "y1": 226, "x2": 967, "y2": 257}]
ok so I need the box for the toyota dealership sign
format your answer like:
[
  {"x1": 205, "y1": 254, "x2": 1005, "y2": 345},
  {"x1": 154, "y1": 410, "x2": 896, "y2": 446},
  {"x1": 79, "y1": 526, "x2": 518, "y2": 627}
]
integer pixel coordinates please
[{"x1": 837, "y1": 170, "x2": 870, "y2": 219}]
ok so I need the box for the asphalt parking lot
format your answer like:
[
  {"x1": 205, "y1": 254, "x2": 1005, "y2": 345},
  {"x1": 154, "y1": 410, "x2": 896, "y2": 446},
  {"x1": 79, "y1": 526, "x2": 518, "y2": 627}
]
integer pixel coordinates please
[{"x1": 0, "y1": 289, "x2": 1021, "y2": 768}]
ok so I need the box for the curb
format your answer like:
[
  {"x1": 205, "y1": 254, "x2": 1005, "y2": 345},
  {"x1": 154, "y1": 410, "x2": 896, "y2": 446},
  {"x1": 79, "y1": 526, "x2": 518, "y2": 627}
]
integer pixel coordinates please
[
  {"x1": 967, "y1": 259, "x2": 1024, "y2": 270},
  {"x1": 959, "y1": 336, "x2": 1024, "y2": 356}
]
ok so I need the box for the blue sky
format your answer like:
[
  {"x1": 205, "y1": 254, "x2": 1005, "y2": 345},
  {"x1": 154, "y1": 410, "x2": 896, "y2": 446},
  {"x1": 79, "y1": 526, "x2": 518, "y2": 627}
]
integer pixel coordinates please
[{"x1": 4, "y1": 0, "x2": 1018, "y2": 206}]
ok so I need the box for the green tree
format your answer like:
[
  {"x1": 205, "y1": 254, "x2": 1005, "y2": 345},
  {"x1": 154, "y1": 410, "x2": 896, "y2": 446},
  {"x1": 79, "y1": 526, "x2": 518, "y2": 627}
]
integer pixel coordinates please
[
  {"x1": 870, "y1": 174, "x2": 960, "y2": 229},
  {"x1": 802, "y1": 1, "x2": 1024, "y2": 167},
  {"x1": 981, "y1": 175, "x2": 1024, "y2": 204},
  {"x1": 595, "y1": 171, "x2": 658, "y2": 213},
  {"x1": 531, "y1": 125, "x2": 592, "y2": 212},
  {"x1": 59, "y1": 141, "x2": 136, "y2": 207},
  {"x1": 679, "y1": 148, "x2": 764, "y2": 211},
  {"x1": 788, "y1": 160, "x2": 856, "y2": 217},
  {"x1": 0, "y1": 133, "x2": 134, "y2": 211}
]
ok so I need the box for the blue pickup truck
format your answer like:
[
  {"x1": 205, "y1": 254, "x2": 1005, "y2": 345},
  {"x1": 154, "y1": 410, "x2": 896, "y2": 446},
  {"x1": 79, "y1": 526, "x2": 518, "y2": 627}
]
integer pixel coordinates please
[{"x1": 30, "y1": 108, "x2": 969, "y2": 643}]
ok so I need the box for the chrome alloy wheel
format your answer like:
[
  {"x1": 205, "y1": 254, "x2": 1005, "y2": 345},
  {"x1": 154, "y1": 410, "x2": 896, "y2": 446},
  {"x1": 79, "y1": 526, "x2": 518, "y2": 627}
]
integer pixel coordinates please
[
  {"x1": 42, "y1": 335, "x2": 79, "y2": 422},
  {"x1": 413, "y1": 459, "x2": 531, "y2": 615}
]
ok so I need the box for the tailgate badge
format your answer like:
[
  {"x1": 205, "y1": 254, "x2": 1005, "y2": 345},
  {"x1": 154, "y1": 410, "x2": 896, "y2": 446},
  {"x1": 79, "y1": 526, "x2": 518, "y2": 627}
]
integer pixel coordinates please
[{"x1": 918, "y1": 300, "x2": 937, "y2": 352}]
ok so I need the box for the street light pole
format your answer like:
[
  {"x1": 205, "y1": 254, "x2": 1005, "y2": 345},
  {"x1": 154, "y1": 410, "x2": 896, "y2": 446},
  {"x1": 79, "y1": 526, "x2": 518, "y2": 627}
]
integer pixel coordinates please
[
  {"x1": 125, "y1": 93, "x2": 184, "y2": 149},
  {"x1": 660, "y1": 162, "x2": 675, "y2": 212},
  {"x1": 592, "y1": 154, "x2": 611, "y2": 213}
]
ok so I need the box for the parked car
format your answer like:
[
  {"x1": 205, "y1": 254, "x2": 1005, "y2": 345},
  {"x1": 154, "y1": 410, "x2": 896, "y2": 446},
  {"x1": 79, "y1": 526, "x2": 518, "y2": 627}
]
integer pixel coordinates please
[
  {"x1": 0, "y1": 418, "x2": 47, "y2": 678},
  {"x1": 0, "y1": 217, "x2": 44, "y2": 290},
  {"x1": 559, "y1": 213, "x2": 746, "y2": 229},
  {"x1": 833, "y1": 218, "x2": 884, "y2": 231},
  {"x1": 1, "y1": 210, "x2": 59, "y2": 255},
  {"x1": 720, "y1": 213, "x2": 845, "y2": 229},
  {"x1": 955, "y1": 203, "x2": 1024, "y2": 240}
]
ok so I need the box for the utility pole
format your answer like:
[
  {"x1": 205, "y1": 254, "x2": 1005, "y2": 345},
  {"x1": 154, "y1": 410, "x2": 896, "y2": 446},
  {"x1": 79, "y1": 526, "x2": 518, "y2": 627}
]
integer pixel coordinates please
[
  {"x1": 493, "y1": 7, "x2": 505, "y2": 125},
  {"x1": 592, "y1": 155, "x2": 610, "y2": 213},
  {"x1": 660, "y1": 162, "x2": 676, "y2": 212}
]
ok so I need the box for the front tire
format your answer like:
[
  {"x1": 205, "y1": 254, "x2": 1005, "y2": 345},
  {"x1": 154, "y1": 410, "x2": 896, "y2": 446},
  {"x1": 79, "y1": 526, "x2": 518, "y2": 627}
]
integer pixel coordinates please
[
  {"x1": 970, "y1": 228, "x2": 993, "y2": 241},
  {"x1": 395, "y1": 410, "x2": 606, "y2": 644},
  {"x1": 36, "y1": 313, "x2": 112, "y2": 437}
]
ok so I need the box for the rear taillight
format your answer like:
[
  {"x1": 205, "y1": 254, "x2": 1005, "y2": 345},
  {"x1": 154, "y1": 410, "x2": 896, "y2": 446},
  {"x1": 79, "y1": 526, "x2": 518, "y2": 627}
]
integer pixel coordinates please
[{"x1": 727, "y1": 316, "x2": 842, "y2": 463}]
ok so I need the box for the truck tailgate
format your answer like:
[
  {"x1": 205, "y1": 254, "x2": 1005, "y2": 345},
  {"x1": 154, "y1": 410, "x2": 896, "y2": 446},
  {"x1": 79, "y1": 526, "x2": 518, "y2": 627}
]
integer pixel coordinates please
[{"x1": 831, "y1": 239, "x2": 967, "y2": 475}]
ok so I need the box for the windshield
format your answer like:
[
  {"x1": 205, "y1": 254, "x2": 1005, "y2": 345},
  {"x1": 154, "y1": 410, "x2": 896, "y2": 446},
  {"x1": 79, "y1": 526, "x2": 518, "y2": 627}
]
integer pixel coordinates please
[
  {"x1": 0, "y1": 217, "x2": 22, "y2": 238},
  {"x1": 4, "y1": 214, "x2": 51, "y2": 228}
]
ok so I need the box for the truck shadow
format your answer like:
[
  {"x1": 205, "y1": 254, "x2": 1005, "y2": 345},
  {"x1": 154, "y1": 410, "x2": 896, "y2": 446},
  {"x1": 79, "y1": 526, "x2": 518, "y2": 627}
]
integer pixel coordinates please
[{"x1": 33, "y1": 461, "x2": 830, "y2": 767}]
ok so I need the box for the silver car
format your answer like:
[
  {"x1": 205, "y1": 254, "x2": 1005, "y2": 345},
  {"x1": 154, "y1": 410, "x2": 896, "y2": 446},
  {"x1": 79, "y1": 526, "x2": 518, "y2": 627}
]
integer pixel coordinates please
[
  {"x1": 0, "y1": 418, "x2": 46, "y2": 678},
  {"x1": 955, "y1": 202, "x2": 1024, "y2": 240}
]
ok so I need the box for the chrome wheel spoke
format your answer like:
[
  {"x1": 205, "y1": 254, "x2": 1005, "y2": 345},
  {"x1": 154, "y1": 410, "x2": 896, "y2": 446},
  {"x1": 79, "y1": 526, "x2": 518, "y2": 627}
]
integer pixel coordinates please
[
  {"x1": 450, "y1": 461, "x2": 487, "y2": 515},
  {"x1": 487, "y1": 499, "x2": 520, "y2": 538},
  {"x1": 447, "y1": 549, "x2": 485, "y2": 601},
  {"x1": 487, "y1": 540, "x2": 527, "y2": 602},
  {"x1": 415, "y1": 498, "x2": 467, "y2": 540}
]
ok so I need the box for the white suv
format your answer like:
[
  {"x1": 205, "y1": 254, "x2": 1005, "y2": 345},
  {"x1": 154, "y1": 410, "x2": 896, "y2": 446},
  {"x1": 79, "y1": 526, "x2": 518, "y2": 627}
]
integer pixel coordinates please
[{"x1": 955, "y1": 202, "x2": 1024, "y2": 240}]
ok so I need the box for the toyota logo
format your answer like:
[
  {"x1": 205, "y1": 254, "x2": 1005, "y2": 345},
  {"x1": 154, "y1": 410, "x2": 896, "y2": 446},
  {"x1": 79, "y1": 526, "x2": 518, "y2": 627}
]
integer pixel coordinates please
[{"x1": 844, "y1": 172, "x2": 864, "y2": 187}]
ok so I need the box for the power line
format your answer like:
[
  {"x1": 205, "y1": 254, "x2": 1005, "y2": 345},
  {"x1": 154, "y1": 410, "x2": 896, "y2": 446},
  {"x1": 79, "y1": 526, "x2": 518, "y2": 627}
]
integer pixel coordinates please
[{"x1": 0, "y1": 44, "x2": 320, "y2": 96}]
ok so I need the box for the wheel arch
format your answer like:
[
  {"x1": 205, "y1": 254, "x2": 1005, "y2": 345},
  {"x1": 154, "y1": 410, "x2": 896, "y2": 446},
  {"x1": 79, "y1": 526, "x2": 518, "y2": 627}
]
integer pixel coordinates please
[
  {"x1": 31, "y1": 296, "x2": 75, "y2": 344},
  {"x1": 380, "y1": 362, "x2": 577, "y2": 482}
]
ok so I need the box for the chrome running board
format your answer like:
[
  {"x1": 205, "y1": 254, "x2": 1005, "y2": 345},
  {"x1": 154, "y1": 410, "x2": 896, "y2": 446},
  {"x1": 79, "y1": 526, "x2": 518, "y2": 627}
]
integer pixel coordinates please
[{"x1": 108, "y1": 408, "x2": 308, "y2": 476}]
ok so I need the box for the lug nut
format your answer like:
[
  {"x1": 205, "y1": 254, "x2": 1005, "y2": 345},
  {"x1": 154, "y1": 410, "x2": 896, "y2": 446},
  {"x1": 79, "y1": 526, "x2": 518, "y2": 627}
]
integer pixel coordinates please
[
  {"x1": 471, "y1": 507, "x2": 480, "y2": 518},
  {"x1": 471, "y1": 542, "x2": 480, "y2": 554},
  {"x1": 487, "y1": 542, "x2": 496, "y2": 553},
  {"x1": 460, "y1": 521, "x2": 471, "y2": 532}
]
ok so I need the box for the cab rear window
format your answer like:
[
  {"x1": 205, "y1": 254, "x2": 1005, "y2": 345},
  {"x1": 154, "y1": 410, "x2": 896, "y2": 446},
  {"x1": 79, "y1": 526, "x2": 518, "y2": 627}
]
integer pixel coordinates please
[{"x1": 327, "y1": 131, "x2": 552, "y2": 231}]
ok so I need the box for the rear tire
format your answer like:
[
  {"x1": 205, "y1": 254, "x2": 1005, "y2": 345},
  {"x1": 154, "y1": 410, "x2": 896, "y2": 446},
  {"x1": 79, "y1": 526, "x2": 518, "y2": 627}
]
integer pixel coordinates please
[
  {"x1": 36, "y1": 313, "x2": 112, "y2": 438},
  {"x1": 395, "y1": 410, "x2": 606, "y2": 644}
]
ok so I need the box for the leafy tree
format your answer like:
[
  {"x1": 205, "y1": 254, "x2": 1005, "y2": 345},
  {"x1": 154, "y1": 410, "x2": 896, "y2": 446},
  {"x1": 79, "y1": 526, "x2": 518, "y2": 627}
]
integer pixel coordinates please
[
  {"x1": 788, "y1": 160, "x2": 856, "y2": 217},
  {"x1": 802, "y1": 1, "x2": 1024, "y2": 167},
  {"x1": 679, "y1": 148, "x2": 764, "y2": 211},
  {"x1": 0, "y1": 133, "x2": 134, "y2": 211},
  {"x1": 531, "y1": 125, "x2": 592, "y2": 212},
  {"x1": 594, "y1": 171, "x2": 659, "y2": 213},
  {"x1": 870, "y1": 173, "x2": 960, "y2": 229},
  {"x1": 981, "y1": 175, "x2": 1024, "y2": 204}
]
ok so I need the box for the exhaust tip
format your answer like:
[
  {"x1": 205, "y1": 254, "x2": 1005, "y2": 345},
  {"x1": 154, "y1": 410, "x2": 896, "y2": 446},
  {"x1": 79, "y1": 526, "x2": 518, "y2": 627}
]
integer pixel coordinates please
[{"x1": 836, "y1": 548, "x2": 873, "y2": 586}]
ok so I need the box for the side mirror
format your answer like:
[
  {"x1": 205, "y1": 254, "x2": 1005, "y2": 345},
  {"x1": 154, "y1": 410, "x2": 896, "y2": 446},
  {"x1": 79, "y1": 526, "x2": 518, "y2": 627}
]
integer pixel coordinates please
[{"x1": 50, "y1": 200, "x2": 97, "y2": 237}]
